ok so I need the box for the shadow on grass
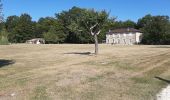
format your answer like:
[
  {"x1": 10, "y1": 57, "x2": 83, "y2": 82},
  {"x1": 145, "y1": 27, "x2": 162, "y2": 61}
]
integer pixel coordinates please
[
  {"x1": 64, "y1": 52, "x2": 93, "y2": 56},
  {"x1": 155, "y1": 76, "x2": 170, "y2": 84},
  {"x1": 0, "y1": 59, "x2": 15, "y2": 68}
]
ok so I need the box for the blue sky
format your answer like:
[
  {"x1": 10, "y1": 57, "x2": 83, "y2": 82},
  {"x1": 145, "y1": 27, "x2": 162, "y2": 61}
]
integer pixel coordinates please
[{"x1": 3, "y1": 0, "x2": 170, "y2": 22}]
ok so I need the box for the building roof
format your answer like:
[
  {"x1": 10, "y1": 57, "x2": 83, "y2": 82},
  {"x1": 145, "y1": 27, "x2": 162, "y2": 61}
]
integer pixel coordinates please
[
  {"x1": 107, "y1": 28, "x2": 141, "y2": 34},
  {"x1": 26, "y1": 38, "x2": 45, "y2": 42},
  {"x1": 28, "y1": 38, "x2": 44, "y2": 41}
]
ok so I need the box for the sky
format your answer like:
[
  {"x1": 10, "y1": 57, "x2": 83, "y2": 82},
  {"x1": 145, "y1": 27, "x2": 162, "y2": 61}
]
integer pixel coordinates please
[{"x1": 2, "y1": 0, "x2": 170, "y2": 22}]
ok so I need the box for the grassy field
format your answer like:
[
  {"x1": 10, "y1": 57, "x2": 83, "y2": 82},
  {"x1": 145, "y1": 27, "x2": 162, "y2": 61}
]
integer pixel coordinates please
[{"x1": 0, "y1": 44, "x2": 170, "y2": 100}]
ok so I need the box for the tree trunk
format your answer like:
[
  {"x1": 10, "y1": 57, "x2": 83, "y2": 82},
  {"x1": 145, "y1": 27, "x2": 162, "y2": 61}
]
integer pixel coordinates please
[{"x1": 94, "y1": 34, "x2": 98, "y2": 55}]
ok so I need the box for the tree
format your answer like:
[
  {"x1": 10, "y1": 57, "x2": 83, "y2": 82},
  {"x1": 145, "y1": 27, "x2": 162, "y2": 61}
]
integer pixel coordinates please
[
  {"x1": 43, "y1": 26, "x2": 66, "y2": 44},
  {"x1": 57, "y1": 7, "x2": 108, "y2": 54},
  {"x1": 17, "y1": 14, "x2": 36, "y2": 42},
  {"x1": 6, "y1": 14, "x2": 36, "y2": 43},
  {"x1": 137, "y1": 14, "x2": 152, "y2": 29},
  {"x1": 0, "y1": 0, "x2": 9, "y2": 45},
  {"x1": 0, "y1": 0, "x2": 5, "y2": 31},
  {"x1": 43, "y1": 27, "x2": 59, "y2": 44},
  {"x1": 122, "y1": 20, "x2": 137, "y2": 28},
  {"x1": 110, "y1": 20, "x2": 136, "y2": 29},
  {"x1": 36, "y1": 17, "x2": 58, "y2": 38},
  {"x1": 137, "y1": 14, "x2": 170, "y2": 44},
  {"x1": 56, "y1": 7, "x2": 94, "y2": 44},
  {"x1": 80, "y1": 9, "x2": 108, "y2": 55},
  {"x1": 36, "y1": 17, "x2": 66, "y2": 43},
  {"x1": 5, "y1": 15, "x2": 19, "y2": 42}
]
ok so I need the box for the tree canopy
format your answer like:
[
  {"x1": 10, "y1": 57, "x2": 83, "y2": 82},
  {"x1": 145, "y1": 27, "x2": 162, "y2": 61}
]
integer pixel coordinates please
[{"x1": 137, "y1": 14, "x2": 170, "y2": 44}]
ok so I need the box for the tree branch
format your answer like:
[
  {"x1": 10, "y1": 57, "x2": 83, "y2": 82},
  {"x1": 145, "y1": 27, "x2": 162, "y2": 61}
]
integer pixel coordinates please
[
  {"x1": 96, "y1": 30, "x2": 101, "y2": 35},
  {"x1": 90, "y1": 23, "x2": 98, "y2": 30},
  {"x1": 90, "y1": 23, "x2": 99, "y2": 35},
  {"x1": 90, "y1": 30, "x2": 95, "y2": 35}
]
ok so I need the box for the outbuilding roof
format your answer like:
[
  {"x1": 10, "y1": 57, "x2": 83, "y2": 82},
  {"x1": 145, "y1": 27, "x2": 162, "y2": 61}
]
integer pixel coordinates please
[{"x1": 27, "y1": 38, "x2": 45, "y2": 41}]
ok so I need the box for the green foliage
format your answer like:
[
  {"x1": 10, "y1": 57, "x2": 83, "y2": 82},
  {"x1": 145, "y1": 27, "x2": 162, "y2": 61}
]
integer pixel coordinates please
[
  {"x1": 0, "y1": 29, "x2": 9, "y2": 45},
  {"x1": 138, "y1": 14, "x2": 170, "y2": 44},
  {"x1": 0, "y1": 36, "x2": 8, "y2": 45},
  {"x1": 43, "y1": 26, "x2": 66, "y2": 44},
  {"x1": 56, "y1": 7, "x2": 109, "y2": 43},
  {"x1": 0, "y1": 0, "x2": 3, "y2": 23},
  {"x1": 57, "y1": 7, "x2": 93, "y2": 43},
  {"x1": 6, "y1": 14, "x2": 36, "y2": 43},
  {"x1": 108, "y1": 20, "x2": 137, "y2": 30},
  {"x1": 36, "y1": 17, "x2": 56, "y2": 37},
  {"x1": 80, "y1": 8, "x2": 109, "y2": 47}
]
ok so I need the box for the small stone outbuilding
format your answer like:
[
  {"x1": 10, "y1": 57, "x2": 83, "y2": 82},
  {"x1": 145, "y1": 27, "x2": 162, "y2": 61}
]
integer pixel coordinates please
[{"x1": 26, "y1": 38, "x2": 45, "y2": 44}]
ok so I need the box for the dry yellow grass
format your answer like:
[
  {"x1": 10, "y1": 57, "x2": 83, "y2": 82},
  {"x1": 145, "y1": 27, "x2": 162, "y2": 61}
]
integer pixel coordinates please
[{"x1": 0, "y1": 44, "x2": 170, "y2": 100}]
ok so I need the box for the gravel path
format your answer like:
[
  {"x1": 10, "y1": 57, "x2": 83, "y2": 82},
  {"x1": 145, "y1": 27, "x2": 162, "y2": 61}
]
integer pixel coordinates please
[{"x1": 157, "y1": 85, "x2": 170, "y2": 100}]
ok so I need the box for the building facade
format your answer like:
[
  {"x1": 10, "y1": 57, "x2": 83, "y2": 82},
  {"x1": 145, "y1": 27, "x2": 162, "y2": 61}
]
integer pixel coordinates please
[
  {"x1": 106, "y1": 28, "x2": 142, "y2": 45},
  {"x1": 26, "y1": 38, "x2": 45, "y2": 44}
]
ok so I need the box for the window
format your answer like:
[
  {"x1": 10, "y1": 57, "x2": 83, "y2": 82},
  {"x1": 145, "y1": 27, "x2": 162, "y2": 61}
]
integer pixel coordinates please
[
  {"x1": 123, "y1": 39, "x2": 126, "y2": 44},
  {"x1": 107, "y1": 39, "x2": 109, "y2": 43},
  {"x1": 113, "y1": 39, "x2": 115, "y2": 43},
  {"x1": 129, "y1": 39, "x2": 132, "y2": 45},
  {"x1": 118, "y1": 39, "x2": 120, "y2": 44}
]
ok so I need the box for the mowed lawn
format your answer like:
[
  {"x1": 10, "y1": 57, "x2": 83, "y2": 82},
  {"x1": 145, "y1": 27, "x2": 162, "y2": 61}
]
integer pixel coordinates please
[{"x1": 0, "y1": 44, "x2": 170, "y2": 100}]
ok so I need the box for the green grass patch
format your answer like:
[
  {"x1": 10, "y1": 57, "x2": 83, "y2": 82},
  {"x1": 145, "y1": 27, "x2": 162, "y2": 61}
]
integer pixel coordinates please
[
  {"x1": 0, "y1": 36, "x2": 9, "y2": 45},
  {"x1": 31, "y1": 86, "x2": 50, "y2": 100}
]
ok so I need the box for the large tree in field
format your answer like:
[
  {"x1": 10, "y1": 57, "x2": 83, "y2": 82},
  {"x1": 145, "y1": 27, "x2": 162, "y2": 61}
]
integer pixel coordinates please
[
  {"x1": 80, "y1": 9, "x2": 108, "y2": 55},
  {"x1": 57, "y1": 7, "x2": 108, "y2": 54}
]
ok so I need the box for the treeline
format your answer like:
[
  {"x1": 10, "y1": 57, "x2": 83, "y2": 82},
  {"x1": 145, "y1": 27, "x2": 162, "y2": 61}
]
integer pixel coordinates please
[{"x1": 0, "y1": 6, "x2": 170, "y2": 44}]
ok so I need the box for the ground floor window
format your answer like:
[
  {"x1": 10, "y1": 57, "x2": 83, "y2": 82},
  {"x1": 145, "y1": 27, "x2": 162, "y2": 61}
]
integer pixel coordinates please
[
  {"x1": 118, "y1": 39, "x2": 120, "y2": 44},
  {"x1": 129, "y1": 39, "x2": 132, "y2": 45},
  {"x1": 123, "y1": 39, "x2": 126, "y2": 44}
]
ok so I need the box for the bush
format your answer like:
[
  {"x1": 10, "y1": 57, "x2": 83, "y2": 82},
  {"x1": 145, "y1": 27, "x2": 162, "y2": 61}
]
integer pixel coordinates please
[
  {"x1": 0, "y1": 36, "x2": 9, "y2": 45},
  {"x1": 0, "y1": 29, "x2": 9, "y2": 45}
]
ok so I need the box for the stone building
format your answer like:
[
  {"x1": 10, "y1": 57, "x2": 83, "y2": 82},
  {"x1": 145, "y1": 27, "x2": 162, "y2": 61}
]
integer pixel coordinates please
[
  {"x1": 106, "y1": 28, "x2": 143, "y2": 45},
  {"x1": 26, "y1": 38, "x2": 45, "y2": 44}
]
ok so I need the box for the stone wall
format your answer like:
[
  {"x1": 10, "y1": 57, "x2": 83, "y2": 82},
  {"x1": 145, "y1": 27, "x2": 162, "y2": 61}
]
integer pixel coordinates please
[{"x1": 106, "y1": 32, "x2": 139, "y2": 45}]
